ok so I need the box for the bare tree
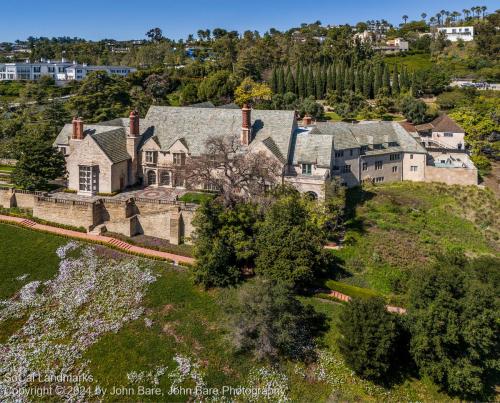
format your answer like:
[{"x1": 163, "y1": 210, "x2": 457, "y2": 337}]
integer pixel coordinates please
[{"x1": 183, "y1": 135, "x2": 284, "y2": 206}]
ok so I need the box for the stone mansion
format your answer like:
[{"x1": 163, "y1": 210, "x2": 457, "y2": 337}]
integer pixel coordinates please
[{"x1": 54, "y1": 105, "x2": 477, "y2": 200}]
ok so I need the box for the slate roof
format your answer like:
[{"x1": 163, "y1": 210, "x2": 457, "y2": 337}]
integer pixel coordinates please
[
  {"x1": 144, "y1": 106, "x2": 296, "y2": 160},
  {"x1": 291, "y1": 130, "x2": 333, "y2": 166},
  {"x1": 89, "y1": 128, "x2": 130, "y2": 163},
  {"x1": 301, "y1": 121, "x2": 427, "y2": 155}
]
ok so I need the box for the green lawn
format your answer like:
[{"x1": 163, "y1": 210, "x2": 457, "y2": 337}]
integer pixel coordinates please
[
  {"x1": 331, "y1": 182, "x2": 499, "y2": 301},
  {"x1": 0, "y1": 223, "x2": 65, "y2": 300},
  {"x1": 178, "y1": 192, "x2": 216, "y2": 204},
  {"x1": 0, "y1": 223, "x2": 456, "y2": 402},
  {"x1": 384, "y1": 53, "x2": 433, "y2": 71}
]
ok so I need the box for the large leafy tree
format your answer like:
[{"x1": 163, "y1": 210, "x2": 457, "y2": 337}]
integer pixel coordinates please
[
  {"x1": 66, "y1": 71, "x2": 131, "y2": 122},
  {"x1": 407, "y1": 256, "x2": 499, "y2": 399},
  {"x1": 228, "y1": 278, "x2": 326, "y2": 361}
]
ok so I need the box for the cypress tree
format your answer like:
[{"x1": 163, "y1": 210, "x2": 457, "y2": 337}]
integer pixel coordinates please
[
  {"x1": 297, "y1": 65, "x2": 305, "y2": 98},
  {"x1": 373, "y1": 64, "x2": 382, "y2": 97},
  {"x1": 326, "y1": 65, "x2": 334, "y2": 93},
  {"x1": 363, "y1": 66, "x2": 373, "y2": 99},
  {"x1": 276, "y1": 66, "x2": 284, "y2": 94},
  {"x1": 382, "y1": 64, "x2": 391, "y2": 95},
  {"x1": 331, "y1": 63, "x2": 336, "y2": 91},
  {"x1": 321, "y1": 65, "x2": 328, "y2": 98},
  {"x1": 355, "y1": 66, "x2": 363, "y2": 94},
  {"x1": 392, "y1": 65, "x2": 400, "y2": 95},
  {"x1": 286, "y1": 66, "x2": 295, "y2": 94},
  {"x1": 306, "y1": 66, "x2": 315, "y2": 98},
  {"x1": 336, "y1": 64, "x2": 343, "y2": 96},
  {"x1": 270, "y1": 67, "x2": 278, "y2": 94},
  {"x1": 295, "y1": 64, "x2": 301, "y2": 95},
  {"x1": 344, "y1": 67, "x2": 351, "y2": 94},
  {"x1": 400, "y1": 66, "x2": 408, "y2": 92},
  {"x1": 315, "y1": 66, "x2": 323, "y2": 99}
]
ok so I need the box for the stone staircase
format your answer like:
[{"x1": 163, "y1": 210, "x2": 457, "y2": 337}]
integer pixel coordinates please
[
  {"x1": 107, "y1": 237, "x2": 132, "y2": 250},
  {"x1": 20, "y1": 219, "x2": 37, "y2": 227}
]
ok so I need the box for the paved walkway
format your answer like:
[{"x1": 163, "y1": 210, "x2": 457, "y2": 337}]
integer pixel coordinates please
[{"x1": 0, "y1": 214, "x2": 195, "y2": 266}]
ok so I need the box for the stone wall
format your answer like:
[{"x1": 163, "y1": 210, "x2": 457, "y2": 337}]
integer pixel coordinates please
[
  {"x1": 0, "y1": 189, "x2": 44, "y2": 209},
  {"x1": 424, "y1": 166, "x2": 478, "y2": 186},
  {"x1": 33, "y1": 197, "x2": 98, "y2": 229}
]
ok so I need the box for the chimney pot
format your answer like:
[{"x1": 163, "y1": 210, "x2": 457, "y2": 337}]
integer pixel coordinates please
[
  {"x1": 303, "y1": 115, "x2": 312, "y2": 126},
  {"x1": 241, "y1": 103, "x2": 252, "y2": 146},
  {"x1": 129, "y1": 110, "x2": 140, "y2": 136},
  {"x1": 72, "y1": 117, "x2": 84, "y2": 140}
]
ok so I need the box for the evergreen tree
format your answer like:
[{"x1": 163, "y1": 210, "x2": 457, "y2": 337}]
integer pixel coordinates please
[
  {"x1": 315, "y1": 66, "x2": 323, "y2": 99},
  {"x1": 363, "y1": 66, "x2": 373, "y2": 99},
  {"x1": 321, "y1": 65, "x2": 328, "y2": 98},
  {"x1": 285, "y1": 66, "x2": 295, "y2": 94},
  {"x1": 355, "y1": 66, "x2": 364, "y2": 94},
  {"x1": 373, "y1": 64, "x2": 383, "y2": 97},
  {"x1": 331, "y1": 63, "x2": 336, "y2": 91},
  {"x1": 339, "y1": 297, "x2": 399, "y2": 381},
  {"x1": 382, "y1": 64, "x2": 391, "y2": 95},
  {"x1": 306, "y1": 66, "x2": 315, "y2": 98},
  {"x1": 277, "y1": 66, "x2": 285, "y2": 95},
  {"x1": 335, "y1": 65, "x2": 343, "y2": 97},
  {"x1": 297, "y1": 65, "x2": 305, "y2": 99},
  {"x1": 344, "y1": 67, "x2": 351, "y2": 94},
  {"x1": 392, "y1": 65, "x2": 400, "y2": 95},
  {"x1": 326, "y1": 65, "x2": 334, "y2": 93},
  {"x1": 270, "y1": 67, "x2": 278, "y2": 94},
  {"x1": 295, "y1": 64, "x2": 301, "y2": 94}
]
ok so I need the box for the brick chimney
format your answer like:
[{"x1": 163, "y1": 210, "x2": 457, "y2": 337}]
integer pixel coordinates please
[
  {"x1": 72, "y1": 117, "x2": 84, "y2": 140},
  {"x1": 241, "y1": 103, "x2": 252, "y2": 146},
  {"x1": 302, "y1": 115, "x2": 312, "y2": 126},
  {"x1": 129, "y1": 110, "x2": 140, "y2": 136}
]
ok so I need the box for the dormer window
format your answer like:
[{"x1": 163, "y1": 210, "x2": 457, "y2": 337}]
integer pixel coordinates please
[
  {"x1": 173, "y1": 152, "x2": 186, "y2": 166},
  {"x1": 301, "y1": 163, "x2": 312, "y2": 175}
]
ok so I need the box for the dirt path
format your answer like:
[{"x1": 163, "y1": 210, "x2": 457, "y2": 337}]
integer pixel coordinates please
[{"x1": 0, "y1": 214, "x2": 195, "y2": 265}]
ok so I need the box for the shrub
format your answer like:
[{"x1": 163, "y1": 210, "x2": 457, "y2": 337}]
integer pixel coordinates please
[{"x1": 338, "y1": 297, "x2": 399, "y2": 381}]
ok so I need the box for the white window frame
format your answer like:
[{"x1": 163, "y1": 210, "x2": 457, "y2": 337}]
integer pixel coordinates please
[{"x1": 301, "y1": 163, "x2": 312, "y2": 175}]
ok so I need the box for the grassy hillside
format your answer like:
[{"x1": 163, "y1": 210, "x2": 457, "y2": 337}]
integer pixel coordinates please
[
  {"x1": 0, "y1": 224, "x2": 453, "y2": 402},
  {"x1": 331, "y1": 182, "x2": 499, "y2": 301},
  {"x1": 384, "y1": 53, "x2": 433, "y2": 71}
]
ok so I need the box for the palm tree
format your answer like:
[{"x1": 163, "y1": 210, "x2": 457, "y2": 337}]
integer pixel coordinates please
[
  {"x1": 462, "y1": 9, "x2": 470, "y2": 21},
  {"x1": 436, "y1": 13, "x2": 442, "y2": 26},
  {"x1": 402, "y1": 15, "x2": 409, "y2": 24},
  {"x1": 481, "y1": 6, "x2": 487, "y2": 18},
  {"x1": 421, "y1": 13, "x2": 427, "y2": 21},
  {"x1": 429, "y1": 16, "x2": 436, "y2": 26}
]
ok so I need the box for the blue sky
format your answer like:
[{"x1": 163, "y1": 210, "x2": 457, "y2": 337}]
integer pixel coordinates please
[{"x1": 1, "y1": 0, "x2": 497, "y2": 42}]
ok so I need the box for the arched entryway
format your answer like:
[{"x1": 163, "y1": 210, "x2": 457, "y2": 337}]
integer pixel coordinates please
[
  {"x1": 160, "y1": 171, "x2": 171, "y2": 186},
  {"x1": 305, "y1": 191, "x2": 318, "y2": 200},
  {"x1": 147, "y1": 170, "x2": 156, "y2": 185}
]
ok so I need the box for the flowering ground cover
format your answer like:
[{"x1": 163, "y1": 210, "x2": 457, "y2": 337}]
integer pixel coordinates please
[{"x1": 0, "y1": 225, "x2": 452, "y2": 402}]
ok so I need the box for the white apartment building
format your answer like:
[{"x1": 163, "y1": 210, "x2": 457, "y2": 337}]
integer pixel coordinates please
[
  {"x1": 0, "y1": 59, "x2": 136, "y2": 81},
  {"x1": 438, "y1": 26, "x2": 474, "y2": 42}
]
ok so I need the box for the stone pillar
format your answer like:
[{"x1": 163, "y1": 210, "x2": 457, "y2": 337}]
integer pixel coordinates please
[{"x1": 169, "y1": 209, "x2": 183, "y2": 245}]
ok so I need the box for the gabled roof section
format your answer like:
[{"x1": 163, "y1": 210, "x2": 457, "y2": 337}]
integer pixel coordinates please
[
  {"x1": 89, "y1": 128, "x2": 130, "y2": 164},
  {"x1": 428, "y1": 114, "x2": 465, "y2": 133},
  {"x1": 262, "y1": 137, "x2": 286, "y2": 163}
]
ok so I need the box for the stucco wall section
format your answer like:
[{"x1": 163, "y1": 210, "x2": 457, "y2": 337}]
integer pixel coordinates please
[
  {"x1": 402, "y1": 153, "x2": 426, "y2": 181},
  {"x1": 424, "y1": 166, "x2": 478, "y2": 186},
  {"x1": 360, "y1": 153, "x2": 403, "y2": 184}
]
